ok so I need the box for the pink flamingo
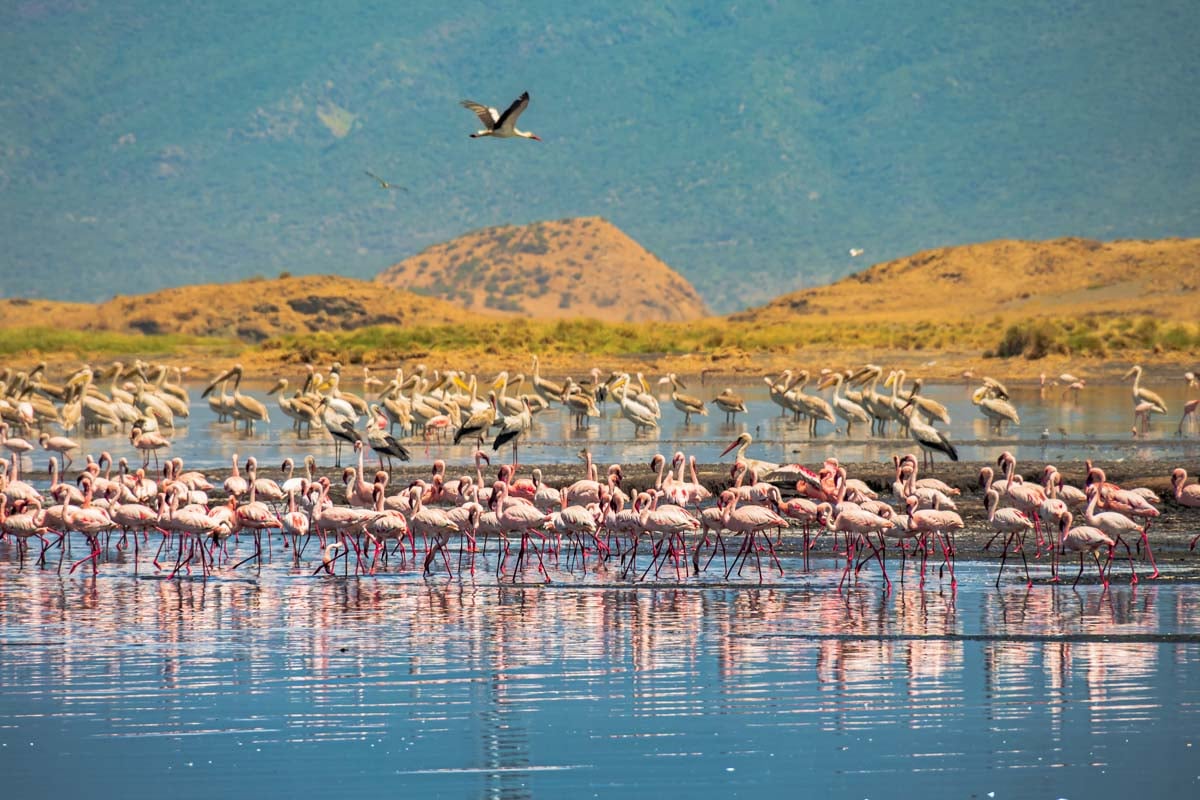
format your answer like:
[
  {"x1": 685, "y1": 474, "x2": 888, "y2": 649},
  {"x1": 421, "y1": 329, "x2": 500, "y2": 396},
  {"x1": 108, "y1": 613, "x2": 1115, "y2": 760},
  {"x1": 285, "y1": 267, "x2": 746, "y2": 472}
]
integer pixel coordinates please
[
  {"x1": 1167, "y1": 469, "x2": 1200, "y2": 549},
  {"x1": 1057, "y1": 510, "x2": 1114, "y2": 588},
  {"x1": 903, "y1": 494, "x2": 964, "y2": 586},
  {"x1": 1083, "y1": 485, "x2": 1155, "y2": 582},
  {"x1": 983, "y1": 489, "x2": 1035, "y2": 587},
  {"x1": 0, "y1": 495, "x2": 50, "y2": 569},
  {"x1": 491, "y1": 481, "x2": 552, "y2": 581},
  {"x1": 129, "y1": 426, "x2": 170, "y2": 469},
  {"x1": 366, "y1": 485, "x2": 409, "y2": 574},
  {"x1": 224, "y1": 453, "x2": 248, "y2": 499},
  {"x1": 62, "y1": 478, "x2": 117, "y2": 575},
  {"x1": 815, "y1": 502, "x2": 894, "y2": 591},
  {"x1": 1178, "y1": 398, "x2": 1200, "y2": 436},
  {"x1": 628, "y1": 491, "x2": 699, "y2": 580},
  {"x1": 720, "y1": 489, "x2": 787, "y2": 582}
]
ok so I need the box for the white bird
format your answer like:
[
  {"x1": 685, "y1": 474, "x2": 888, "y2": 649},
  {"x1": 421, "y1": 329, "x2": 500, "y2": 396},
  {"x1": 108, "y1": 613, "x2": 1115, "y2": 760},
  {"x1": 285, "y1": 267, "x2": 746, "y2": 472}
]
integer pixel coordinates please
[
  {"x1": 461, "y1": 91, "x2": 542, "y2": 141},
  {"x1": 849, "y1": 248, "x2": 864, "y2": 257}
]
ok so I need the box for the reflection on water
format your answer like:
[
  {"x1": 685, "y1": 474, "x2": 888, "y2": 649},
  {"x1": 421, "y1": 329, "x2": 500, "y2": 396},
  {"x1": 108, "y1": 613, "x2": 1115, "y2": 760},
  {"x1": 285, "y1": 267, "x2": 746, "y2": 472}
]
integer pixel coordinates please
[
  {"x1": 2, "y1": 562, "x2": 1199, "y2": 796},
  {"x1": 36, "y1": 378, "x2": 1200, "y2": 472}
]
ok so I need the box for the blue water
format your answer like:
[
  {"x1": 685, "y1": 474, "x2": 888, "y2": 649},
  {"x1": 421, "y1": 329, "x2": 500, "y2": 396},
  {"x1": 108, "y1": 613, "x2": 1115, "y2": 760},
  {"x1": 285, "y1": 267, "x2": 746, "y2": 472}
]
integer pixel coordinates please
[{"x1": 2, "y1": 555, "x2": 1199, "y2": 797}]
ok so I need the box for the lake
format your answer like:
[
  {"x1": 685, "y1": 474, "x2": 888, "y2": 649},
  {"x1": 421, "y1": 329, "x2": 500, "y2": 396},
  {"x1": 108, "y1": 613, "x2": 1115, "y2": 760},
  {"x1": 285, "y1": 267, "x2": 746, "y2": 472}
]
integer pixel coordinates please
[{"x1": 2, "y1": 552, "x2": 1199, "y2": 797}]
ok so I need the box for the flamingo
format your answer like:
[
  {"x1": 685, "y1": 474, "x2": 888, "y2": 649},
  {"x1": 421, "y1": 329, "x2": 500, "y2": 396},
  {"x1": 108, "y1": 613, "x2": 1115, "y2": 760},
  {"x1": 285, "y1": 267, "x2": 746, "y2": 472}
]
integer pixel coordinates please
[
  {"x1": 1165, "y1": 468, "x2": 1200, "y2": 548},
  {"x1": 1178, "y1": 398, "x2": 1200, "y2": 436},
  {"x1": 461, "y1": 91, "x2": 541, "y2": 141},
  {"x1": 903, "y1": 494, "x2": 964, "y2": 586},
  {"x1": 1083, "y1": 485, "x2": 1156, "y2": 582},
  {"x1": 719, "y1": 432, "x2": 778, "y2": 482},
  {"x1": 1056, "y1": 511, "x2": 1114, "y2": 587},
  {"x1": 719, "y1": 489, "x2": 787, "y2": 583},
  {"x1": 490, "y1": 481, "x2": 552, "y2": 581},
  {"x1": 38, "y1": 432, "x2": 79, "y2": 471},
  {"x1": 129, "y1": 426, "x2": 170, "y2": 469},
  {"x1": 0, "y1": 422, "x2": 34, "y2": 467},
  {"x1": 815, "y1": 502, "x2": 894, "y2": 591},
  {"x1": 223, "y1": 453, "x2": 248, "y2": 499},
  {"x1": 1123, "y1": 365, "x2": 1168, "y2": 416},
  {"x1": 983, "y1": 489, "x2": 1035, "y2": 587}
]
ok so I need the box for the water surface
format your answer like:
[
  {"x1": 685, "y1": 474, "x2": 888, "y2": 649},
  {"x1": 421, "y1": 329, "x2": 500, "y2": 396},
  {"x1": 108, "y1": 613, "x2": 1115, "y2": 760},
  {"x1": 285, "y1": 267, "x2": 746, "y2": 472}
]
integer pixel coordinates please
[{"x1": 3, "y1": 555, "x2": 1199, "y2": 797}]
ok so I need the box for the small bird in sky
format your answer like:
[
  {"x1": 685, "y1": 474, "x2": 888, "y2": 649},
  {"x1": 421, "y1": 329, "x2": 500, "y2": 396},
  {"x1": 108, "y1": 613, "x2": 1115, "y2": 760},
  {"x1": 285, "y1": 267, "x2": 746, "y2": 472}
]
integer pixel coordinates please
[
  {"x1": 364, "y1": 170, "x2": 407, "y2": 191},
  {"x1": 849, "y1": 247, "x2": 865, "y2": 257},
  {"x1": 461, "y1": 91, "x2": 542, "y2": 141}
]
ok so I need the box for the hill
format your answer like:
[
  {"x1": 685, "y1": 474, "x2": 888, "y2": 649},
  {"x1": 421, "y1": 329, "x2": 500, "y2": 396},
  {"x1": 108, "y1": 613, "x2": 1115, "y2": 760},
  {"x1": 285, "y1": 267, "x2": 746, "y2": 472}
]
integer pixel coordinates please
[
  {"x1": 375, "y1": 217, "x2": 707, "y2": 322},
  {"x1": 1, "y1": 3, "x2": 1198, "y2": 313},
  {"x1": 730, "y1": 237, "x2": 1200, "y2": 357},
  {"x1": 733, "y1": 237, "x2": 1200, "y2": 324},
  {"x1": 0, "y1": 275, "x2": 473, "y2": 341}
]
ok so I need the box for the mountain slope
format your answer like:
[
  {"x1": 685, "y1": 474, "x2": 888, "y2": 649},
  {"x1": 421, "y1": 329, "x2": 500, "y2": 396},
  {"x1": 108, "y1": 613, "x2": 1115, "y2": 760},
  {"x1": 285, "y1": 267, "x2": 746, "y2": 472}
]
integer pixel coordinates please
[
  {"x1": 1, "y1": 2, "x2": 1197, "y2": 312},
  {"x1": 0, "y1": 275, "x2": 473, "y2": 341},
  {"x1": 375, "y1": 217, "x2": 707, "y2": 322},
  {"x1": 732, "y1": 237, "x2": 1200, "y2": 325}
]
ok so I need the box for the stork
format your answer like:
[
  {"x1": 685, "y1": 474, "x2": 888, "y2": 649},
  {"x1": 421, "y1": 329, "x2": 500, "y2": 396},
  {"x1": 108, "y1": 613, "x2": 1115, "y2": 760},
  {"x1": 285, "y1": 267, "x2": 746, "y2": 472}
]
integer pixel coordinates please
[{"x1": 461, "y1": 91, "x2": 542, "y2": 141}]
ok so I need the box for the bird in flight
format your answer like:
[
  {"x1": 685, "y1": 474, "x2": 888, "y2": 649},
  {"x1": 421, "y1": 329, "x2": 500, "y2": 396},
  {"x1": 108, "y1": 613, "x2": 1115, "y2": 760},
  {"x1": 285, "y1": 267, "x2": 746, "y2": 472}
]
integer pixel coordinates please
[
  {"x1": 460, "y1": 91, "x2": 541, "y2": 141},
  {"x1": 848, "y1": 247, "x2": 865, "y2": 257},
  {"x1": 364, "y1": 170, "x2": 407, "y2": 191}
]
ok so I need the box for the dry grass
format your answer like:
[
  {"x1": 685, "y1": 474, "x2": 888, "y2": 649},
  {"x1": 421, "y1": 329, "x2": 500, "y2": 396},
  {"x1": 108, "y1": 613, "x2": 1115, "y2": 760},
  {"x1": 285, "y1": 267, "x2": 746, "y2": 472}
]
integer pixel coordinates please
[{"x1": 375, "y1": 216, "x2": 709, "y2": 322}]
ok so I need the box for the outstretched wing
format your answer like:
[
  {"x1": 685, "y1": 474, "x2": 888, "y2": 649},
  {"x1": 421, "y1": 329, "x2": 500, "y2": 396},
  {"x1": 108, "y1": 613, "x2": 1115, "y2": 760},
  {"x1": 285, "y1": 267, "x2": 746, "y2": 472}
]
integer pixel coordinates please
[
  {"x1": 493, "y1": 91, "x2": 530, "y2": 132},
  {"x1": 460, "y1": 99, "x2": 499, "y2": 129}
]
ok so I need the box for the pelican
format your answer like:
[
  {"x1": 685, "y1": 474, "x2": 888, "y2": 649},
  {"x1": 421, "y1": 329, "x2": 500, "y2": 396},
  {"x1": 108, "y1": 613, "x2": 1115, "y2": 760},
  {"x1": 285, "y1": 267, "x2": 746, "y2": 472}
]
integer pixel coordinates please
[
  {"x1": 461, "y1": 91, "x2": 542, "y2": 141},
  {"x1": 711, "y1": 387, "x2": 747, "y2": 423},
  {"x1": 972, "y1": 386, "x2": 1020, "y2": 432},
  {"x1": 201, "y1": 364, "x2": 269, "y2": 432},
  {"x1": 817, "y1": 372, "x2": 870, "y2": 435},
  {"x1": 530, "y1": 355, "x2": 563, "y2": 406},
  {"x1": 660, "y1": 373, "x2": 708, "y2": 424},
  {"x1": 614, "y1": 378, "x2": 659, "y2": 432}
]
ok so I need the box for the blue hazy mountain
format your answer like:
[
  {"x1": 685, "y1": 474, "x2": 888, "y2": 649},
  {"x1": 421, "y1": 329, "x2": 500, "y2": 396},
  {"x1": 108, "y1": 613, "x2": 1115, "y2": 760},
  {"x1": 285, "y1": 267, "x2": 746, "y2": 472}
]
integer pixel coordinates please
[{"x1": 1, "y1": 1, "x2": 1197, "y2": 312}]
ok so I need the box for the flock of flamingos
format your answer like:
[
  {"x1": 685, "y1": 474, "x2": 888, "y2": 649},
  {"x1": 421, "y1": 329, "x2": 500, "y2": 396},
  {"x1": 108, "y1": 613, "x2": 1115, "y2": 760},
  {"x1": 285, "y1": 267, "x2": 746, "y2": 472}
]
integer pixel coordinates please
[{"x1": 1, "y1": 358, "x2": 1199, "y2": 591}]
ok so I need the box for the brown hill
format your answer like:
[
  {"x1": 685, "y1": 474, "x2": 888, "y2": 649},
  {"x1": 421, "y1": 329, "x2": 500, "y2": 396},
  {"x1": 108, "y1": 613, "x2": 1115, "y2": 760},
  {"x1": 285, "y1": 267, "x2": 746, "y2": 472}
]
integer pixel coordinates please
[
  {"x1": 375, "y1": 216, "x2": 709, "y2": 322},
  {"x1": 0, "y1": 275, "x2": 473, "y2": 341},
  {"x1": 733, "y1": 237, "x2": 1200, "y2": 325}
]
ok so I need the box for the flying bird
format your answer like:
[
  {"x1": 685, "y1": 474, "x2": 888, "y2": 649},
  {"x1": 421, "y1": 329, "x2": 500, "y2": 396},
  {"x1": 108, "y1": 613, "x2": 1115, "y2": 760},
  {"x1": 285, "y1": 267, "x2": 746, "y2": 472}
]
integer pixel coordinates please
[
  {"x1": 364, "y1": 170, "x2": 407, "y2": 191},
  {"x1": 849, "y1": 248, "x2": 864, "y2": 257},
  {"x1": 460, "y1": 91, "x2": 542, "y2": 141}
]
